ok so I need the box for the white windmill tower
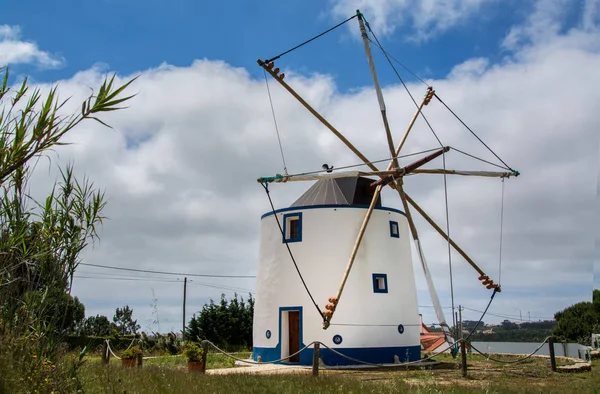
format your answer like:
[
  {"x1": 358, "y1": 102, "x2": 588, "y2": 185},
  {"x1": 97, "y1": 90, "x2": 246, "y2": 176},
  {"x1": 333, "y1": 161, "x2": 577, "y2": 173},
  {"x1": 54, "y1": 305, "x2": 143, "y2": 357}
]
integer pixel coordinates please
[{"x1": 252, "y1": 10, "x2": 518, "y2": 366}]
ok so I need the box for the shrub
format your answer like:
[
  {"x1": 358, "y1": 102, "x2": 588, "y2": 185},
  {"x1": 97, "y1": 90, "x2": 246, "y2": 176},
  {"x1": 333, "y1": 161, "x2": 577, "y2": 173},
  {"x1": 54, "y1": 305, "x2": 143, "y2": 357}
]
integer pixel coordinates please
[
  {"x1": 120, "y1": 345, "x2": 142, "y2": 360},
  {"x1": 183, "y1": 342, "x2": 204, "y2": 362}
]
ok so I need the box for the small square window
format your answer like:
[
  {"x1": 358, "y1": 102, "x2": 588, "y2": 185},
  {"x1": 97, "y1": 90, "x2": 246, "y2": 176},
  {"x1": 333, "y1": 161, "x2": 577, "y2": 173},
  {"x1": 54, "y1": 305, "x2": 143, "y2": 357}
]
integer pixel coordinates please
[
  {"x1": 389, "y1": 221, "x2": 399, "y2": 238},
  {"x1": 372, "y1": 273, "x2": 388, "y2": 293},
  {"x1": 283, "y1": 212, "x2": 302, "y2": 243}
]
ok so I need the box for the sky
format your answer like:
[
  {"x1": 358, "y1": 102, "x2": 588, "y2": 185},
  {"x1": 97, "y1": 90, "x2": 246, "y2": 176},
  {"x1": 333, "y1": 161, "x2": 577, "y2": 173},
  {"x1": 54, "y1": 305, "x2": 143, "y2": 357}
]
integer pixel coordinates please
[{"x1": 1, "y1": 0, "x2": 599, "y2": 333}]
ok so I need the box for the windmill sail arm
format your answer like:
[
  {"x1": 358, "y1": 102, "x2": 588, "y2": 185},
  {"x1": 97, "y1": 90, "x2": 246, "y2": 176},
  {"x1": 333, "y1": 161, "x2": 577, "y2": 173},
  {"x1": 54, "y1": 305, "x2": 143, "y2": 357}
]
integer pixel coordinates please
[
  {"x1": 257, "y1": 170, "x2": 396, "y2": 183},
  {"x1": 409, "y1": 169, "x2": 517, "y2": 178},
  {"x1": 404, "y1": 192, "x2": 500, "y2": 291},
  {"x1": 258, "y1": 59, "x2": 380, "y2": 174},
  {"x1": 394, "y1": 180, "x2": 454, "y2": 345},
  {"x1": 323, "y1": 182, "x2": 385, "y2": 329}
]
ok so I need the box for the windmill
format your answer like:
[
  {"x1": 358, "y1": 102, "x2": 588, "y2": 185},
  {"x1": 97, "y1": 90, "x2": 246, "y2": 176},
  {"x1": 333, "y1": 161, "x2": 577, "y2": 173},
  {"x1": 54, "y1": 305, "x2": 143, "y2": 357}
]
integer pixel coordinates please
[{"x1": 253, "y1": 10, "x2": 518, "y2": 364}]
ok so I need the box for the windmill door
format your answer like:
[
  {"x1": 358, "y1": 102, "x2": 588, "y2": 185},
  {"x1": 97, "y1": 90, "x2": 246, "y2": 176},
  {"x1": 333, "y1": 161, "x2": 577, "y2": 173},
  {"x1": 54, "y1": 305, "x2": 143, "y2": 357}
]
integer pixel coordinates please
[{"x1": 288, "y1": 311, "x2": 300, "y2": 362}]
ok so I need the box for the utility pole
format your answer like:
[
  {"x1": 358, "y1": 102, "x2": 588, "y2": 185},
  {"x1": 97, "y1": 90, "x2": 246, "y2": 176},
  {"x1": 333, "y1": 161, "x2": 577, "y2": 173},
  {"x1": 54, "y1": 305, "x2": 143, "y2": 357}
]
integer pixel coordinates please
[
  {"x1": 519, "y1": 310, "x2": 522, "y2": 323},
  {"x1": 455, "y1": 311, "x2": 459, "y2": 339},
  {"x1": 528, "y1": 311, "x2": 530, "y2": 322},
  {"x1": 182, "y1": 277, "x2": 187, "y2": 340},
  {"x1": 459, "y1": 305, "x2": 463, "y2": 339}
]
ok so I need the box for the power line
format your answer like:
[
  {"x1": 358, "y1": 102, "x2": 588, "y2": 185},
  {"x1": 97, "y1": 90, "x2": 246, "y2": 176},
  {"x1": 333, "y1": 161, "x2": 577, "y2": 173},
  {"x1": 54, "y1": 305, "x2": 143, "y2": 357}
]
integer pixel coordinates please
[
  {"x1": 78, "y1": 262, "x2": 256, "y2": 279},
  {"x1": 74, "y1": 276, "x2": 181, "y2": 283},
  {"x1": 461, "y1": 306, "x2": 553, "y2": 321},
  {"x1": 73, "y1": 275, "x2": 255, "y2": 294}
]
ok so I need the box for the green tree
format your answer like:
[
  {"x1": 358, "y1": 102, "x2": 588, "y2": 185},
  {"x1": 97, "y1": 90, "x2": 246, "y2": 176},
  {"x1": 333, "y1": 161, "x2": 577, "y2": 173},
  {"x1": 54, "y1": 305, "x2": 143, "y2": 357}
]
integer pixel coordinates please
[
  {"x1": 113, "y1": 305, "x2": 140, "y2": 335},
  {"x1": 22, "y1": 288, "x2": 85, "y2": 335},
  {"x1": 553, "y1": 298, "x2": 600, "y2": 345},
  {"x1": 188, "y1": 293, "x2": 254, "y2": 349},
  {"x1": 78, "y1": 314, "x2": 114, "y2": 336},
  {"x1": 0, "y1": 66, "x2": 135, "y2": 392},
  {"x1": 186, "y1": 313, "x2": 202, "y2": 342}
]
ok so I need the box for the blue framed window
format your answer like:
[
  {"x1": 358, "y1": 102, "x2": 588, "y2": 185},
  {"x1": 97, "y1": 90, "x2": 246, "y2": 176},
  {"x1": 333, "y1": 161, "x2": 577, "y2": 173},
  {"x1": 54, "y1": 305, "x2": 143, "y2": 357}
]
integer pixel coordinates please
[
  {"x1": 389, "y1": 220, "x2": 399, "y2": 238},
  {"x1": 282, "y1": 212, "x2": 302, "y2": 243},
  {"x1": 372, "y1": 273, "x2": 388, "y2": 293}
]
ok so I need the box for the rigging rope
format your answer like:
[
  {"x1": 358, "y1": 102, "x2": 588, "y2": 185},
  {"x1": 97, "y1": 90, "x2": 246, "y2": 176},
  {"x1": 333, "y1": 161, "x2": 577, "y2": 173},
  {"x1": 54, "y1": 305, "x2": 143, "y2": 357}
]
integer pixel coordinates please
[
  {"x1": 285, "y1": 147, "x2": 440, "y2": 178},
  {"x1": 264, "y1": 14, "x2": 358, "y2": 63},
  {"x1": 363, "y1": 15, "x2": 516, "y2": 175},
  {"x1": 434, "y1": 93, "x2": 515, "y2": 172},
  {"x1": 450, "y1": 147, "x2": 511, "y2": 171},
  {"x1": 260, "y1": 182, "x2": 324, "y2": 321},
  {"x1": 263, "y1": 69, "x2": 288, "y2": 175},
  {"x1": 366, "y1": 37, "x2": 429, "y2": 86},
  {"x1": 442, "y1": 153, "x2": 456, "y2": 335},
  {"x1": 462, "y1": 288, "x2": 498, "y2": 343}
]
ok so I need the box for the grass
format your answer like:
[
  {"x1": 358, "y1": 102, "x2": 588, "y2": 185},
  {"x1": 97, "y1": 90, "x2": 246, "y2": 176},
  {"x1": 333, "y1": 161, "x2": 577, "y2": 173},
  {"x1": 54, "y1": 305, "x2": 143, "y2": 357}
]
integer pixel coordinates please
[
  {"x1": 73, "y1": 352, "x2": 600, "y2": 394},
  {"x1": 88, "y1": 351, "x2": 252, "y2": 370}
]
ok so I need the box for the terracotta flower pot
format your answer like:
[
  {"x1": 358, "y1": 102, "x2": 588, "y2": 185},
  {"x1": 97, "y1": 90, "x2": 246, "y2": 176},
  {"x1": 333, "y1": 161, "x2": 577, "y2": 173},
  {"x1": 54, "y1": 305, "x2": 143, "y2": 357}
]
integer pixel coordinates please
[
  {"x1": 121, "y1": 358, "x2": 136, "y2": 368},
  {"x1": 188, "y1": 360, "x2": 204, "y2": 372}
]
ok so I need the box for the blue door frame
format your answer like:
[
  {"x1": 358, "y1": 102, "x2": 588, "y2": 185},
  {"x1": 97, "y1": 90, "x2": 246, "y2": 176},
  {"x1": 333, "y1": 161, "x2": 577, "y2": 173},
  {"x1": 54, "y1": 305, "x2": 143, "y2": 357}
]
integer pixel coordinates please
[{"x1": 279, "y1": 306, "x2": 306, "y2": 363}]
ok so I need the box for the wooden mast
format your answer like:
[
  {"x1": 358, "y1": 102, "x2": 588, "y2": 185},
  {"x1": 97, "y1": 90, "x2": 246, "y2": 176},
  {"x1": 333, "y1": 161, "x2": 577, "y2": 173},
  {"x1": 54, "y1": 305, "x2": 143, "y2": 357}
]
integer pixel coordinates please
[{"x1": 356, "y1": 10, "x2": 398, "y2": 169}]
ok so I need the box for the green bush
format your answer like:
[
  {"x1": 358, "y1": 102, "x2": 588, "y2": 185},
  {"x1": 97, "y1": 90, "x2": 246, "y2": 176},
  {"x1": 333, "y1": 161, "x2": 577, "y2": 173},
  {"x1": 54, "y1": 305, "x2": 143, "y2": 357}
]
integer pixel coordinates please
[
  {"x1": 183, "y1": 342, "x2": 204, "y2": 362},
  {"x1": 120, "y1": 345, "x2": 142, "y2": 360}
]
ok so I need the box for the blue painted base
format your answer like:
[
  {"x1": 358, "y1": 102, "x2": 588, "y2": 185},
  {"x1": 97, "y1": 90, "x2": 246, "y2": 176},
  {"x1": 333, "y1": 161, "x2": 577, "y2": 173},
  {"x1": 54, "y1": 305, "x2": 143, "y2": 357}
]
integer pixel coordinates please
[{"x1": 252, "y1": 345, "x2": 421, "y2": 366}]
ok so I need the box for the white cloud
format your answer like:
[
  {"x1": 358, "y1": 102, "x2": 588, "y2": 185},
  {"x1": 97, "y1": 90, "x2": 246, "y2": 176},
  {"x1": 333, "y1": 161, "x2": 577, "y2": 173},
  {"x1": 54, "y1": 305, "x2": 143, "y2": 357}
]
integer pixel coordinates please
[
  {"x1": 0, "y1": 25, "x2": 63, "y2": 68},
  {"x1": 583, "y1": 0, "x2": 600, "y2": 30},
  {"x1": 13, "y1": 4, "x2": 599, "y2": 331},
  {"x1": 447, "y1": 57, "x2": 489, "y2": 79},
  {"x1": 328, "y1": 0, "x2": 495, "y2": 42},
  {"x1": 501, "y1": 0, "x2": 600, "y2": 52}
]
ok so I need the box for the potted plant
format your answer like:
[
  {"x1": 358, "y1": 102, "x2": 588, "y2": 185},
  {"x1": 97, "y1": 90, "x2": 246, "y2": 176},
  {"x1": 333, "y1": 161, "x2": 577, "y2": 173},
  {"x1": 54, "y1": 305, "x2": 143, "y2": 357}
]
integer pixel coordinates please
[
  {"x1": 183, "y1": 342, "x2": 204, "y2": 372},
  {"x1": 120, "y1": 345, "x2": 142, "y2": 368}
]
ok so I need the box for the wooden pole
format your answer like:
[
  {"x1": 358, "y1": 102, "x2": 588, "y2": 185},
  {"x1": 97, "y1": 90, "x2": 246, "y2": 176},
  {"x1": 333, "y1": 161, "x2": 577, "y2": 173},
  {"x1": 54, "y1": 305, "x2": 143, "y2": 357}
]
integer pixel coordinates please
[
  {"x1": 136, "y1": 352, "x2": 143, "y2": 368},
  {"x1": 459, "y1": 305, "x2": 463, "y2": 340},
  {"x1": 325, "y1": 182, "x2": 384, "y2": 328},
  {"x1": 461, "y1": 340, "x2": 467, "y2": 377},
  {"x1": 404, "y1": 192, "x2": 489, "y2": 278},
  {"x1": 200, "y1": 341, "x2": 209, "y2": 375},
  {"x1": 324, "y1": 145, "x2": 445, "y2": 328},
  {"x1": 182, "y1": 277, "x2": 187, "y2": 340},
  {"x1": 455, "y1": 311, "x2": 459, "y2": 340},
  {"x1": 312, "y1": 343, "x2": 320, "y2": 377},
  {"x1": 102, "y1": 341, "x2": 109, "y2": 365},
  {"x1": 356, "y1": 11, "x2": 398, "y2": 169},
  {"x1": 258, "y1": 59, "x2": 379, "y2": 173},
  {"x1": 548, "y1": 336, "x2": 557, "y2": 372},
  {"x1": 395, "y1": 90, "x2": 431, "y2": 157},
  {"x1": 409, "y1": 169, "x2": 515, "y2": 178}
]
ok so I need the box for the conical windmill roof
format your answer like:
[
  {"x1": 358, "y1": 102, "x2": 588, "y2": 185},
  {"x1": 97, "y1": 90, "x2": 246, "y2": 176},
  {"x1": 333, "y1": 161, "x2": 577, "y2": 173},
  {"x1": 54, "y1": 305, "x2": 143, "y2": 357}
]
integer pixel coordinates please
[{"x1": 290, "y1": 177, "x2": 382, "y2": 207}]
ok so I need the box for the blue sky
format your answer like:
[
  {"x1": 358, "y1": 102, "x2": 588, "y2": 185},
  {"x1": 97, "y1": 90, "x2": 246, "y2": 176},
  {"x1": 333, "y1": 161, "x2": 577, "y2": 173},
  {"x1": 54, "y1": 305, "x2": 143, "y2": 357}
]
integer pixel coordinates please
[
  {"x1": 2, "y1": 0, "x2": 558, "y2": 87},
  {"x1": 1, "y1": 0, "x2": 598, "y2": 331}
]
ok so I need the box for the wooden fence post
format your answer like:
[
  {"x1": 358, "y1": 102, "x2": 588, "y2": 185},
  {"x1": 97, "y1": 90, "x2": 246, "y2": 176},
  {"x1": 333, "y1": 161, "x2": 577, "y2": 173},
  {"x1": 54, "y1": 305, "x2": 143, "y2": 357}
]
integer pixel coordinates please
[
  {"x1": 137, "y1": 352, "x2": 143, "y2": 368},
  {"x1": 200, "y1": 341, "x2": 209, "y2": 375},
  {"x1": 312, "y1": 343, "x2": 320, "y2": 377},
  {"x1": 102, "y1": 342, "x2": 109, "y2": 365},
  {"x1": 548, "y1": 336, "x2": 557, "y2": 372},
  {"x1": 461, "y1": 340, "x2": 467, "y2": 378}
]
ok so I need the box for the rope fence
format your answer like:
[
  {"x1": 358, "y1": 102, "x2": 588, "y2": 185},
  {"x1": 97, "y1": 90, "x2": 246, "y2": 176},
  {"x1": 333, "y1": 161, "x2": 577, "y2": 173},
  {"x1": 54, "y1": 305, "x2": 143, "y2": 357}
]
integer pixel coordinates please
[
  {"x1": 469, "y1": 336, "x2": 551, "y2": 364},
  {"x1": 100, "y1": 335, "x2": 582, "y2": 377}
]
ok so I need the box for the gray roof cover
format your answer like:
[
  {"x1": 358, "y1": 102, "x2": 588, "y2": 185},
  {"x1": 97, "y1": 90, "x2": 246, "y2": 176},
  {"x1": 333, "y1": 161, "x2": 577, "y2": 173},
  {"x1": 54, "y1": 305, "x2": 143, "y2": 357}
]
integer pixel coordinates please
[{"x1": 290, "y1": 177, "x2": 382, "y2": 207}]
